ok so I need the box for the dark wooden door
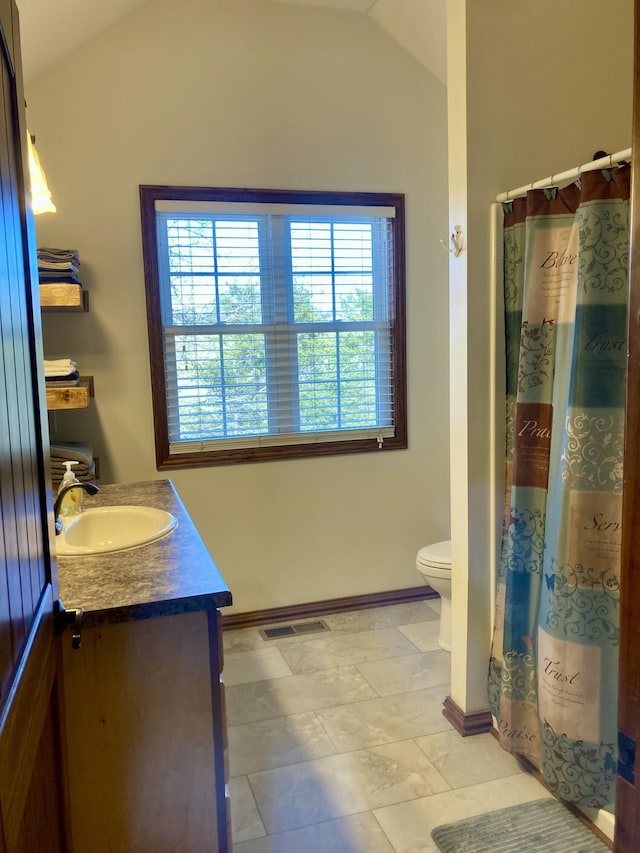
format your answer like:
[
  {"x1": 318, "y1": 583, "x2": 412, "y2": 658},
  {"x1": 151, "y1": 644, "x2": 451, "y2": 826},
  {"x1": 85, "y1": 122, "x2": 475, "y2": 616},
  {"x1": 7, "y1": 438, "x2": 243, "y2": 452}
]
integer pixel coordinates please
[
  {"x1": 0, "y1": 2, "x2": 67, "y2": 851},
  {"x1": 616, "y1": 2, "x2": 640, "y2": 849}
]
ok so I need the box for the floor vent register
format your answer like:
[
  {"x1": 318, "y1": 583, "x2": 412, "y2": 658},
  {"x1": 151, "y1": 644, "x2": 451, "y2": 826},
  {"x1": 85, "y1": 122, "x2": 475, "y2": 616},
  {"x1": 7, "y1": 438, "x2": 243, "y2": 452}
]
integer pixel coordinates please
[{"x1": 260, "y1": 620, "x2": 330, "y2": 640}]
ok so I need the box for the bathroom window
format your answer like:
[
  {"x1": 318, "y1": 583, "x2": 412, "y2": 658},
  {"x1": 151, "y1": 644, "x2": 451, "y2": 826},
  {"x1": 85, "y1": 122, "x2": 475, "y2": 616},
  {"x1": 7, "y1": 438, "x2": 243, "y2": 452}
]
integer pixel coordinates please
[{"x1": 140, "y1": 186, "x2": 406, "y2": 467}]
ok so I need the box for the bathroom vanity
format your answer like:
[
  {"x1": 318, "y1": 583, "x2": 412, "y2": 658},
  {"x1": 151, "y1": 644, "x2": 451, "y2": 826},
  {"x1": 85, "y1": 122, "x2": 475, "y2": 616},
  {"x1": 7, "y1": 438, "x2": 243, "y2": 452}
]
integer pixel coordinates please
[{"x1": 55, "y1": 479, "x2": 232, "y2": 853}]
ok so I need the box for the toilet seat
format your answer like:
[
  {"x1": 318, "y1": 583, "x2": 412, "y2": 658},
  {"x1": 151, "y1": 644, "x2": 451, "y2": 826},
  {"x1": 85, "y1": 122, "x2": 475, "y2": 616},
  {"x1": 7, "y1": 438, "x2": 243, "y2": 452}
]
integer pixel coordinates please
[{"x1": 416, "y1": 539, "x2": 451, "y2": 570}]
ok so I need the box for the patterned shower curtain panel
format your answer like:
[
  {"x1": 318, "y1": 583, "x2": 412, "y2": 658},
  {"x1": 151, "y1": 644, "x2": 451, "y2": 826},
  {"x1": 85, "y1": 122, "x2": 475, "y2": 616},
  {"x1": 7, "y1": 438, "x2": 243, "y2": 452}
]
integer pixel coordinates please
[{"x1": 488, "y1": 165, "x2": 630, "y2": 812}]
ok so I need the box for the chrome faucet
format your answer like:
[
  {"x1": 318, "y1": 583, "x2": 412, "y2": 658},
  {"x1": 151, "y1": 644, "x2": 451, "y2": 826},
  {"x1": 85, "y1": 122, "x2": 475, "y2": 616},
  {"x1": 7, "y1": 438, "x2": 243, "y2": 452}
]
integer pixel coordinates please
[{"x1": 54, "y1": 482, "x2": 100, "y2": 535}]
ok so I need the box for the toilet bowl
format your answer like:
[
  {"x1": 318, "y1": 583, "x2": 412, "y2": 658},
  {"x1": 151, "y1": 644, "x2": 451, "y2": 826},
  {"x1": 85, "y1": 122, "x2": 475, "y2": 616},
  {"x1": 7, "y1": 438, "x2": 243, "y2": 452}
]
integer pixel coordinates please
[{"x1": 416, "y1": 539, "x2": 452, "y2": 652}]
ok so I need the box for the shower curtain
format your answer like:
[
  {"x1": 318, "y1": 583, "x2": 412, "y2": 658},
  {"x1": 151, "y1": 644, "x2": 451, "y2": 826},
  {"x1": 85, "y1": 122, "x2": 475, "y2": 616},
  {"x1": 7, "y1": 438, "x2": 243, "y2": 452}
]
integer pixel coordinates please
[{"x1": 488, "y1": 163, "x2": 631, "y2": 812}]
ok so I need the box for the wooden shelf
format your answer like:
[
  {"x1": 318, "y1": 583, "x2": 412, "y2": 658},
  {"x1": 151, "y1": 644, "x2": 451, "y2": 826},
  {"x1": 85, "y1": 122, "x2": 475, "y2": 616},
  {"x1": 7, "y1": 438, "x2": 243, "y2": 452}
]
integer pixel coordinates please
[
  {"x1": 40, "y1": 283, "x2": 88, "y2": 312},
  {"x1": 46, "y1": 376, "x2": 94, "y2": 411}
]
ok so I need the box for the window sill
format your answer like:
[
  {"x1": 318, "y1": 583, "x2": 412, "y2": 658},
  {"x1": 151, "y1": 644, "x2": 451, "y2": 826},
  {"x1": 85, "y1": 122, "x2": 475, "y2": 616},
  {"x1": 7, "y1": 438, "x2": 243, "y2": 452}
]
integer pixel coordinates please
[{"x1": 155, "y1": 434, "x2": 408, "y2": 469}]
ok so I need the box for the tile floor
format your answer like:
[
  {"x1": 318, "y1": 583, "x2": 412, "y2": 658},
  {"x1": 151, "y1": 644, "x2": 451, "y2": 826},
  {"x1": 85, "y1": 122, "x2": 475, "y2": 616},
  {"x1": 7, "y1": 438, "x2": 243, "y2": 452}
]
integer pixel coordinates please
[{"x1": 222, "y1": 599, "x2": 551, "y2": 852}]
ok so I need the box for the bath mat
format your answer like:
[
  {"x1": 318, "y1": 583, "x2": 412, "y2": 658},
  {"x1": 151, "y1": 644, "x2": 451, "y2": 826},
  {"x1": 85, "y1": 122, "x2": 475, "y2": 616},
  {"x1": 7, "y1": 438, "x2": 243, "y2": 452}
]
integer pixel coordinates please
[{"x1": 431, "y1": 798, "x2": 610, "y2": 852}]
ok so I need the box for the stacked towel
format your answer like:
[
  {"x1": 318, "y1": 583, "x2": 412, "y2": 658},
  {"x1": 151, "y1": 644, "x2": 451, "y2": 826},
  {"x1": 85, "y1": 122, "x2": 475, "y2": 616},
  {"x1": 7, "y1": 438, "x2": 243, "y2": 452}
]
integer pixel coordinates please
[
  {"x1": 38, "y1": 247, "x2": 81, "y2": 285},
  {"x1": 50, "y1": 441, "x2": 96, "y2": 484},
  {"x1": 44, "y1": 358, "x2": 80, "y2": 386}
]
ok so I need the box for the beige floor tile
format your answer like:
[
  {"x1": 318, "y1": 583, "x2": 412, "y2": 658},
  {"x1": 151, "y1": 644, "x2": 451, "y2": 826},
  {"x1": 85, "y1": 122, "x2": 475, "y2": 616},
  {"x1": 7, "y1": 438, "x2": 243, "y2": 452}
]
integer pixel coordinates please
[
  {"x1": 226, "y1": 664, "x2": 378, "y2": 725},
  {"x1": 222, "y1": 605, "x2": 573, "y2": 853},
  {"x1": 232, "y1": 812, "x2": 395, "y2": 853},
  {"x1": 249, "y1": 740, "x2": 451, "y2": 835},
  {"x1": 278, "y1": 626, "x2": 419, "y2": 674},
  {"x1": 415, "y1": 730, "x2": 524, "y2": 788},
  {"x1": 317, "y1": 686, "x2": 452, "y2": 751},
  {"x1": 229, "y1": 711, "x2": 337, "y2": 776},
  {"x1": 323, "y1": 601, "x2": 440, "y2": 633},
  {"x1": 356, "y1": 650, "x2": 451, "y2": 696},
  {"x1": 373, "y1": 774, "x2": 550, "y2": 853},
  {"x1": 224, "y1": 645, "x2": 293, "y2": 686},
  {"x1": 229, "y1": 775, "x2": 266, "y2": 844},
  {"x1": 426, "y1": 599, "x2": 441, "y2": 615},
  {"x1": 223, "y1": 626, "x2": 265, "y2": 653},
  {"x1": 398, "y1": 620, "x2": 442, "y2": 652}
]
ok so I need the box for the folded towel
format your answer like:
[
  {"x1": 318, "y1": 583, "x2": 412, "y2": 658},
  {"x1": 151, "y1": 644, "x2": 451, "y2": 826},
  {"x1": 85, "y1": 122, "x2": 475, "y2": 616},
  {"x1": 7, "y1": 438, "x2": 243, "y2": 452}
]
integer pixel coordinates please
[
  {"x1": 44, "y1": 358, "x2": 74, "y2": 370},
  {"x1": 51, "y1": 464, "x2": 96, "y2": 486},
  {"x1": 38, "y1": 259, "x2": 79, "y2": 270},
  {"x1": 39, "y1": 273, "x2": 81, "y2": 284},
  {"x1": 44, "y1": 358, "x2": 76, "y2": 377},
  {"x1": 38, "y1": 246, "x2": 78, "y2": 254},
  {"x1": 50, "y1": 441, "x2": 94, "y2": 467},
  {"x1": 37, "y1": 247, "x2": 80, "y2": 264},
  {"x1": 51, "y1": 462, "x2": 95, "y2": 482},
  {"x1": 50, "y1": 440, "x2": 96, "y2": 486},
  {"x1": 45, "y1": 373, "x2": 80, "y2": 386}
]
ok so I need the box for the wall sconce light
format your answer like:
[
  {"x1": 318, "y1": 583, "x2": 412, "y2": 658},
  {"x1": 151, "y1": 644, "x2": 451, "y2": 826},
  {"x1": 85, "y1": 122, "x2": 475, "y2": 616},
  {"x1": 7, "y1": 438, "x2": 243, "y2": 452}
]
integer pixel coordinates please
[{"x1": 27, "y1": 132, "x2": 56, "y2": 214}]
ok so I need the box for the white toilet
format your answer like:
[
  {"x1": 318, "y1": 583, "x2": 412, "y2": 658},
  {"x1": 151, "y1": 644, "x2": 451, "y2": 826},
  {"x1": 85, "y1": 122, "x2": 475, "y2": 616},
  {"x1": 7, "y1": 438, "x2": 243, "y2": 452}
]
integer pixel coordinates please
[{"x1": 416, "y1": 539, "x2": 452, "y2": 652}]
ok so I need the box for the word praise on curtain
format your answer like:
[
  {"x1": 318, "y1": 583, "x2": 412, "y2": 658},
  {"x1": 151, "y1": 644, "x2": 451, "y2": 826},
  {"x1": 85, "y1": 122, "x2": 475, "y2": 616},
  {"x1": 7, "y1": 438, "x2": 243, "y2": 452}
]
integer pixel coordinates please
[{"x1": 489, "y1": 163, "x2": 631, "y2": 812}]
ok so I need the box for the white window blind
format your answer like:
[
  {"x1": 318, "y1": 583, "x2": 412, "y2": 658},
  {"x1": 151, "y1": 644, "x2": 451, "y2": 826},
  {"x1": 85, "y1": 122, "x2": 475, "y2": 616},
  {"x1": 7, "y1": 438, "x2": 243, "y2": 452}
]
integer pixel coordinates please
[{"x1": 141, "y1": 187, "x2": 406, "y2": 466}]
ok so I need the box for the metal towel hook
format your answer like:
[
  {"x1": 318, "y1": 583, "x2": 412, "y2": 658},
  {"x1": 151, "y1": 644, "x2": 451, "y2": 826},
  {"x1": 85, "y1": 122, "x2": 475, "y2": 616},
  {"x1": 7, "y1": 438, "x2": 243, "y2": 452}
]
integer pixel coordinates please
[{"x1": 440, "y1": 225, "x2": 464, "y2": 257}]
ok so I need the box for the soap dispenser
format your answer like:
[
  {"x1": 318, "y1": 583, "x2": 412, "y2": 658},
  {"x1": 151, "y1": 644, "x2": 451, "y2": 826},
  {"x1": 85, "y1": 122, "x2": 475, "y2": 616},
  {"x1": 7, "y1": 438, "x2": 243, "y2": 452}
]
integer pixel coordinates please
[{"x1": 58, "y1": 461, "x2": 83, "y2": 517}]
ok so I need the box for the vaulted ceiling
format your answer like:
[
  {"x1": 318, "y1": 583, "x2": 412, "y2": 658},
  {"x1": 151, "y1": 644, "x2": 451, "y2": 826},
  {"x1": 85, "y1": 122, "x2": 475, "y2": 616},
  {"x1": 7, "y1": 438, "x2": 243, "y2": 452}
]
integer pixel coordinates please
[{"x1": 16, "y1": 0, "x2": 446, "y2": 86}]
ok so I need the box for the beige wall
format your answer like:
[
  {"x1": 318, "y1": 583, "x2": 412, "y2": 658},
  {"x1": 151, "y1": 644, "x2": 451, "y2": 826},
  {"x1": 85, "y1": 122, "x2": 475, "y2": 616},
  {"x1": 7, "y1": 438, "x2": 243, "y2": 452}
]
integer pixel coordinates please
[
  {"x1": 448, "y1": 0, "x2": 633, "y2": 713},
  {"x1": 27, "y1": 0, "x2": 450, "y2": 614}
]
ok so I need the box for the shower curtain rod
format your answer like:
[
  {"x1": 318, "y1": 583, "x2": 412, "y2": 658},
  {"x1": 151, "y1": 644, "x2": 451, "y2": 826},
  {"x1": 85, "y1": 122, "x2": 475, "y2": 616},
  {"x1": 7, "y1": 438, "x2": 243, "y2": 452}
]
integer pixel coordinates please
[{"x1": 495, "y1": 146, "x2": 632, "y2": 203}]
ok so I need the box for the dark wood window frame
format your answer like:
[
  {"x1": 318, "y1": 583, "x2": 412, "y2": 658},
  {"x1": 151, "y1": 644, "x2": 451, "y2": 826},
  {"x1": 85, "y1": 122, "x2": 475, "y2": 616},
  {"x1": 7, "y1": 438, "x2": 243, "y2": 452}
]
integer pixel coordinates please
[{"x1": 139, "y1": 185, "x2": 407, "y2": 468}]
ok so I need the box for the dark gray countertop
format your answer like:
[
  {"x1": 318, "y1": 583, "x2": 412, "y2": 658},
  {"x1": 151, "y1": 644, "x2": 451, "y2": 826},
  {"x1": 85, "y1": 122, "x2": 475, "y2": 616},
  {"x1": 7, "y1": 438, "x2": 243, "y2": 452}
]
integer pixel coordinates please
[{"x1": 55, "y1": 479, "x2": 232, "y2": 627}]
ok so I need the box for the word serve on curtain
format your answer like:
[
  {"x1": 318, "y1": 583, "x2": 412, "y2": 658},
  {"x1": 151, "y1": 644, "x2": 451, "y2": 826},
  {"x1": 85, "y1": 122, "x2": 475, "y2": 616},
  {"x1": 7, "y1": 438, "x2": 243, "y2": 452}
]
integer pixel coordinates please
[{"x1": 489, "y1": 164, "x2": 631, "y2": 812}]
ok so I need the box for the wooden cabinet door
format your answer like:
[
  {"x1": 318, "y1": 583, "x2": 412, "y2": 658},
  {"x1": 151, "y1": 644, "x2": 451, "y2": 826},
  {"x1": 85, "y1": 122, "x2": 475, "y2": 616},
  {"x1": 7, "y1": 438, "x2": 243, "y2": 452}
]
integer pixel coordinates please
[
  {"x1": 0, "y1": 2, "x2": 66, "y2": 851},
  {"x1": 62, "y1": 612, "x2": 222, "y2": 852}
]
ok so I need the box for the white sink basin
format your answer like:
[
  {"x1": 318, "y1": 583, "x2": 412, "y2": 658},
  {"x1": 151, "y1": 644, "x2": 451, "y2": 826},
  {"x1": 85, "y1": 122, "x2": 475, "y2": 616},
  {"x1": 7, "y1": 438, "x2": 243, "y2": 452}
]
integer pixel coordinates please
[{"x1": 56, "y1": 505, "x2": 178, "y2": 555}]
